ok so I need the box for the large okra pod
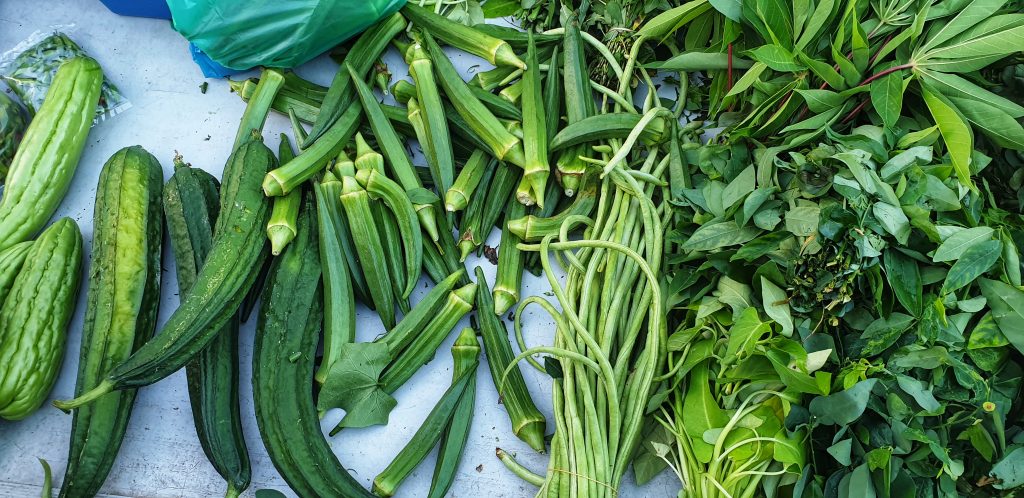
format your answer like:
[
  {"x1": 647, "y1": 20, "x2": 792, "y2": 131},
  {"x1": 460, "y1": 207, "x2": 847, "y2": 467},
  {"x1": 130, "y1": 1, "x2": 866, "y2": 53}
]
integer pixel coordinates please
[
  {"x1": 372, "y1": 330, "x2": 479, "y2": 497},
  {"x1": 474, "y1": 268, "x2": 547, "y2": 452},
  {"x1": 163, "y1": 157, "x2": 251, "y2": 498},
  {"x1": 253, "y1": 195, "x2": 375, "y2": 498},
  {"x1": 402, "y1": 4, "x2": 526, "y2": 69},
  {"x1": 347, "y1": 64, "x2": 441, "y2": 242},
  {"x1": 313, "y1": 180, "x2": 357, "y2": 385},
  {"x1": 56, "y1": 137, "x2": 274, "y2": 409},
  {"x1": 421, "y1": 31, "x2": 527, "y2": 168},
  {"x1": 0, "y1": 218, "x2": 82, "y2": 420},
  {"x1": 60, "y1": 146, "x2": 165, "y2": 498},
  {"x1": 339, "y1": 175, "x2": 397, "y2": 330},
  {"x1": 428, "y1": 328, "x2": 481, "y2": 498},
  {"x1": 407, "y1": 41, "x2": 455, "y2": 196},
  {"x1": 0, "y1": 57, "x2": 102, "y2": 251},
  {"x1": 493, "y1": 199, "x2": 528, "y2": 315},
  {"x1": 446, "y1": 150, "x2": 492, "y2": 213},
  {"x1": 520, "y1": 33, "x2": 551, "y2": 207},
  {"x1": 267, "y1": 134, "x2": 302, "y2": 255}
]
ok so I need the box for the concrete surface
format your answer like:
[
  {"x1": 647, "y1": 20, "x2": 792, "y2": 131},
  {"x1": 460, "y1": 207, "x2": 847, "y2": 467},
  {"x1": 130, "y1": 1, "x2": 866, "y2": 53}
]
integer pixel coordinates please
[{"x1": 0, "y1": 1, "x2": 679, "y2": 497}]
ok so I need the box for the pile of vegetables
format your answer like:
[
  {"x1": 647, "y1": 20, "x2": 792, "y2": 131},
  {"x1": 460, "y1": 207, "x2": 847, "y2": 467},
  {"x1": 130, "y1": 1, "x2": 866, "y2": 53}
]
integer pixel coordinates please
[{"x1": 3, "y1": 0, "x2": 1024, "y2": 497}]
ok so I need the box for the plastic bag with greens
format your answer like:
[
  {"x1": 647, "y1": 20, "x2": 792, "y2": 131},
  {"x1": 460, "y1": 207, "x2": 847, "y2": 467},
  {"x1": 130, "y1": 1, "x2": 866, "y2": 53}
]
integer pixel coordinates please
[
  {"x1": 0, "y1": 91, "x2": 27, "y2": 185},
  {"x1": 0, "y1": 32, "x2": 129, "y2": 121},
  {"x1": 166, "y1": 0, "x2": 406, "y2": 71}
]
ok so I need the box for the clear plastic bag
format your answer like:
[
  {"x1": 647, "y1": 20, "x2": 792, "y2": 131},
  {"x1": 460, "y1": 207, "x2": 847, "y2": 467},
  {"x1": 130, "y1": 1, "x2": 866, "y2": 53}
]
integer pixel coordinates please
[
  {"x1": 167, "y1": 0, "x2": 406, "y2": 70},
  {"x1": 0, "y1": 91, "x2": 27, "y2": 184},
  {"x1": 0, "y1": 30, "x2": 130, "y2": 122}
]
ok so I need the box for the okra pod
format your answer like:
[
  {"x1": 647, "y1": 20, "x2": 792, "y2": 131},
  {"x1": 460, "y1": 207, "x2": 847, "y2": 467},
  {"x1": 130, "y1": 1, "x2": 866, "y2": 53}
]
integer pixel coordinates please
[
  {"x1": 557, "y1": 22, "x2": 595, "y2": 196},
  {"x1": 305, "y1": 12, "x2": 406, "y2": 146},
  {"x1": 507, "y1": 174, "x2": 598, "y2": 241},
  {"x1": 499, "y1": 79, "x2": 524, "y2": 105},
  {"x1": 380, "y1": 282, "x2": 477, "y2": 392},
  {"x1": 473, "y1": 24, "x2": 560, "y2": 50},
  {"x1": 356, "y1": 166, "x2": 423, "y2": 299},
  {"x1": 515, "y1": 176, "x2": 537, "y2": 207},
  {"x1": 375, "y1": 205, "x2": 410, "y2": 314},
  {"x1": 496, "y1": 448, "x2": 546, "y2": 486},
  {"x1": 230, "y1": 78, "x2": 320, "y2": 125},
  {"x1": 493, "y1": 199, "x2": 527, "y2": 315},
  {"x1": 379, "y1": 270, "x2": 464, "y2": 356},
  {"x1": 354, "y1": 133, "x2": 385, "y2": 173},
  {"x1": 472, "y1": 66, "x2": 521, "y2": 92},
  {"x1": 421, "y1": 31, "x2": 527, "y2": 168},
  {"x1": 316, "y1": 165, "x2": 372, "y2": 304},
  {"x1": 549, "y1": 113, "x2": 670, "y2": 151},
  {"x1": 544, "y1": 47, "x2": 562, "y2": 143},
  {"x1": 428, "y1": 328, "x2": 479, "y2": 498},
  {"x1": 266, "y1": 134, "x2": 301, "y2": 255},
  {"x1": 474, "y1": 268, "x2": 547, "y2": 452},
  {"x1": 446, "y1": 150, "x2": 491, "y2": 212},
  {"x1": 456, "y1": 158, "x2": 498, "y2": 261},
  {"x1": 520, "y1": 32, "x2": 549, "y2": 208},
  {"x1": 372, "y1": 331, "x2": 479, "y2": 497},
  {"x1": 263, "y1": 105, "x2": 361, "y2": 197},
  {"x1": 313, "y1": 180, "x2": 357, "y2": 385},
  {"x1": 470, "y1": 84, "x2": 523, "y2": 121},
  {"x1": 406, "y1": 98, "x2": 442, "y2": 192},
  {"x1": 233, "y1": 69, "x2": 285, "y2": 151},
  {"x1": 346, "y1": 63, "x2": 440, "y2": 242},
  {"x1": 339, "y1": 175, "x2": 396, "y2": 330},
  {"x1": 460, "y1": 164, "x2": 520, "y2": 260},
  {"x1": 402, "y1": 4, "x2": 525, "y2": 69},
  {"x1": 407, "y1": 42, "x2": 455, "y2": 196}
]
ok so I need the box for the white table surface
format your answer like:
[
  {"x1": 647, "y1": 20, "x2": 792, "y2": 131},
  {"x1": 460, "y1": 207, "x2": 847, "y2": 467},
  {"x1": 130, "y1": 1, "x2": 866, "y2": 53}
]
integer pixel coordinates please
[{"x1": 0, "y1": 2, "x2": 679, "y2": 497}]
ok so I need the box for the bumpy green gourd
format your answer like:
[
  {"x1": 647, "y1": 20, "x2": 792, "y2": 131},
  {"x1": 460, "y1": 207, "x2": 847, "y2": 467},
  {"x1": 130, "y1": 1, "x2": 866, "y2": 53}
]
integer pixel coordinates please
[
  {"x1": 0, "y1": 218, "x2": 82, "y2": 420},
  {"x1": 253, "y1": 194, "x2": 375, "y2": 498},
  {"x1": 0, "y1": 57, "x2": 102, "y2": 251},
  {"x1": 55, "y1": 136, "x2": 274, "y2": 411},
  {"x1": 60, "y1": 146, "x2": 163, "y2": 498},
  {"x1": 0, "y1": 241, "x2": 32, "y2": 304}
]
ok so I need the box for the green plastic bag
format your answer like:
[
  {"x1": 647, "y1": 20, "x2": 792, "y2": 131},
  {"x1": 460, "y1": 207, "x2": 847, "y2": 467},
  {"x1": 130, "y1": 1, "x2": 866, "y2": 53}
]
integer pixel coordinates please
[{"x1": 166, "y1": 0, "x2": 406, "y2": 70}]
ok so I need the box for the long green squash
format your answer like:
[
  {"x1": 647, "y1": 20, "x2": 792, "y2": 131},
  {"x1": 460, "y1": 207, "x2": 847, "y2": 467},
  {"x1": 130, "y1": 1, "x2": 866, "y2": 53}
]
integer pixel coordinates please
[
  {"x1": 0, "y1": 57, "x2": 102, "y2": 252},
  {"x1": 253, "y1": 194, "x2": 374, "y2": 498},
  {"x1": 59, "y1": 146, "x2": 163, "y2": 498},
  {"x1": 0, "y1": 218, "x2": 82, "y2": 420},
  {"x1": 55, "y1": 136, "x2": 274, "y2": 411},
  {"x1": 0, "y1": 241, "x2": 32, "y2": 304},
  {"x1": 163, "y1": 156, "x2": 251, "y2": 498}
]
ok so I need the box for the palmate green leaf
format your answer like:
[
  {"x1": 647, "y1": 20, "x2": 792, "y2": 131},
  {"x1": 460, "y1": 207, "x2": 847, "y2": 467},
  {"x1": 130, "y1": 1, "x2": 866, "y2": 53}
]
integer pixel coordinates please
[
  {"x1": 917, "y1": 0, "x2": 1009, "y2": 54},
  {"x1": 683, "y1": 220, "x2": 761, "y2": 251},
  {"x1": 645, "y1": 52, "x2": 754, "y2": 71},
  {"x1": 809, "y1": 378, "x2": 878, "y2": 425},
  {"x1": 942, "y1": 239, "x2": 1002, "y2": 294},
  {"x1": 884, "y1": 249, "x2": 923, "y2": 316},
  {"x1": 950, "y1": 96, "x2": 1024, "y2": 150},
  {"x1": 870, "y1": 72, "x2": 904, "y2": 129},
  {"x1": 318, "y1": 341, "x2": 398, "y2": 428},
  {"x1": 979, "y1": 278, "x2": 1024, "y2": 356},
  {"x1": 918, "y1": 70, "x2": 1024, "y2": 118},
  {"x1": 922, "y1": 85, "x2": 976, "y2": 191},
  {"x1": 761, "y1": 277, "x2": 794, "y2": 336},
  {"x1": 933, "y1": 226, "x2": 994, "y2": 262}
]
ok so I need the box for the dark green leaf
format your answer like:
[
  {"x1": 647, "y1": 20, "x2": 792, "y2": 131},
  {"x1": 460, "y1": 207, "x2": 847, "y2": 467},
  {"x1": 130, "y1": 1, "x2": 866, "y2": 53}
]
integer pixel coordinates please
[
  {"x1": 870, "y1": 72, "x2": 904, "y2": 129},
  {"x1": 318, "y1": 342, "x2": 398, "y2": 428},
  {"x1": 933, "y1": 226, "x2": 994, "y2": 262},
  {"x1": 481, "y1": 0, "x2": 519, "y2": 17},
  {"x1": 860, "y1": 313, "x2": 915, "y2": 356},
  {"x1": 951, "y1": 96, "x2": 1024, "y2": 149},
  {"x1": 747, "y1": 45, "x2": 804, "y2": 72},
  {"x1": 809, "y1": 379, "x2": 878, "y2": 425},
  {"x1": 922, "y1": 85, "x2": 975, "y2": 191},
  {"x1": 884, "y1": 249, "x2": 923, "y2": 316},
  {"x1": 683, "y1": 221, "x2": 761, "y2": 251},
  {"x1": 980, "y1": 278, "x2": 1024, "y2": 356},
  {"x1": 991, "y1": 447, "x2": 1024, "y2": 489},
  {"x1": 896, "y1": 375, "x2": 942, "y2": 412},
  {"x1": 942, "y1": 239, "x2": 1002, "y2": 294}
]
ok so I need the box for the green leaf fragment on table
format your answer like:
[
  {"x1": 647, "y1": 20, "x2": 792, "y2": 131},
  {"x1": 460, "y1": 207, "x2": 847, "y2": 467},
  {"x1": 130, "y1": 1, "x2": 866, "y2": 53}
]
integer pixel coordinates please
[
  {"x1": 317, "y1": 342, "x2": 397, "y2": 429},
  {"x1": 942, "y1": 239, "x2": 1001, "y2": 294}
]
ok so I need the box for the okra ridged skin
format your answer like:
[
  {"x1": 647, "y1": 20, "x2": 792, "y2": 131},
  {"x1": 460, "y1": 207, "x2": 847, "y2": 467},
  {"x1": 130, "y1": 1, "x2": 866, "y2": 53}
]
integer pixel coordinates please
[
  {"x1": 60, "y1": 146, "x2": 164, "y2": 498},
  {"x1": 0, "y1": 57, "x2": 102, "y2": 252},
  {"x1": 428, "y1": 328, "x2": 480, "y2": 498},
  {"x1": 0, "y1": 218, "x2": 82, "y2": 420},
  {"x1": 163, "y1": 158, "x2": 251, "y2": 498},
  {"x1": 55, "y1": 138, "x2": 274, "y2": 410},
  {"x1": 253, "y1": 195, "x2": 375, "y2": 498},
  {"x1": 474, "y1": 268, "x2": 547, "y2": 452},
  {"x1": 0, "y1": 241, "x2": 33, "y2": 305}
]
